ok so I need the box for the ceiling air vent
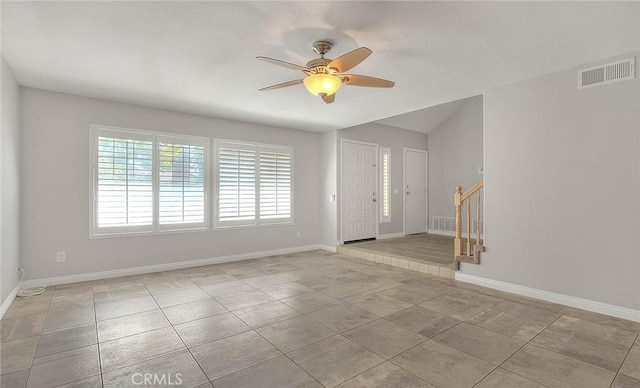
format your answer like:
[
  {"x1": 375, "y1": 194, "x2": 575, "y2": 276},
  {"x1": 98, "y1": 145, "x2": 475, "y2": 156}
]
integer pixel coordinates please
[{"x1": 578, "y1": 57, "x2": 635, "y2": 89}]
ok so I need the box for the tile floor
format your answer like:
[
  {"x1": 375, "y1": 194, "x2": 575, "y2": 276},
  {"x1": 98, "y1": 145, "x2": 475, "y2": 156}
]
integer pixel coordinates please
[
  {"x1": 1, "y1": 249, "x2": 639, "y2": 388},
  {"x1": 347, "y1": 234, "x2": 455, "y2": 266}
]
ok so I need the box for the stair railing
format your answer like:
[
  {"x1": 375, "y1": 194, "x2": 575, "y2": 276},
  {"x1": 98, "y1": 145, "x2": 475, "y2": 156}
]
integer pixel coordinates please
[{"x1": 454, "y1": 179, "x2": 485, "y2": 269}]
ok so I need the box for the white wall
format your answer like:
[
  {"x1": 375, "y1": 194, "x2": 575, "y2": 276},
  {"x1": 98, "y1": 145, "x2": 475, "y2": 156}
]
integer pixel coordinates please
[
  {"x1": 337, "y1": 123, "x2": 428, "y2": 240},
  {"x1": 19, "y1": 87, "x2": 323, "y2": 280},
  {"x1": 1, "y1": 58, "x2": 21, "y2": 302},
  {"x1": 319, "y1": 130, "x2": 337, "y2": 248},
  {"x1": 428, "y1": 96, "x2": 483, "y2": 228},
  {"x1": 463, "y1": 52, "x2": 640, "y2": 311}
]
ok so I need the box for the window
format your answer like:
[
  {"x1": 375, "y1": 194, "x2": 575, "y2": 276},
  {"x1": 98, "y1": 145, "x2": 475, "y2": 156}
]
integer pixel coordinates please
[
  {"x1": 91, "y1": 125, "x2": 209, "y2": 237},
  {"x1": 215, "y1": 140, "x2": 293, "y2": 227},
  {"x1": 380, "y1": 147, "x2": 391, "y2": 223}
]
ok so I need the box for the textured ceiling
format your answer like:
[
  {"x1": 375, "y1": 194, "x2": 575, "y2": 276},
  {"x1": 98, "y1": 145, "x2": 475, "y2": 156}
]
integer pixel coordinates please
[{"x1": 2, "y1": 1, "x2": 639, "y2": 132}]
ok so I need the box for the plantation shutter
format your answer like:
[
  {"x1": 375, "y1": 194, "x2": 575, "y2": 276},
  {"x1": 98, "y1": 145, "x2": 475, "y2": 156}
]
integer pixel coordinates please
[
  {"x1": 381, "y1": 147, "x2": 391, "y2": 222},
  {"x1": 217, "y1": 142, "x2": 256, "y2": 226},
  {"x1": 95, "y1": 130, "x2": 154, "y2": 233},
  {"x1": 158, "y1": 137, "x2": 207, "y2": 228},
  {"x1": 259, "y1": 146, "x2": 292, "y2": 222}
]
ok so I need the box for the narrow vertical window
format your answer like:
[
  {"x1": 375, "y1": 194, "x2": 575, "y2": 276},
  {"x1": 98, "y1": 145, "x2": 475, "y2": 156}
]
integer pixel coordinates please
[
  {"x1": 380, "y1": 147, "x2": 391, "y2": 223},
  {"x1": 216, "y1": 142, "x2": 257, "y2": 226},
  {"x1": 259, "y1": 146, "x2": 292, "y2": 222},
  {"x1": 158, "y1": 138, "x2": 206, "y2": 228}
]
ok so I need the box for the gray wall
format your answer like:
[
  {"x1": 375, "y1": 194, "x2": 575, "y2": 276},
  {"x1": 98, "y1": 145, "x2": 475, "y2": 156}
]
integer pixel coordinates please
[
  {"x1": 337, "y1": 123, "x2": 428, "y2": 240},
  {"x1": 1, "y1": 58, "x2": 21, "y2": 302},
  {"x1": 462, "y1": 52, "x2": 640, "y2": 310},
  {"x1": 319, "y1": 130, "x2": 337, "y2": 248},
  {"x1": 20, "y1": 87, "x2": 323, "y2": 280},
  {"x1": 428, "y1": 96, "x2": 484, "y2": 228}
]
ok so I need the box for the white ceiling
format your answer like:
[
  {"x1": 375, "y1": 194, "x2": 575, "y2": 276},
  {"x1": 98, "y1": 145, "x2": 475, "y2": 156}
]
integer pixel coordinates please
[{"x1": 2, "y1": 1, "x2": 638, "y2": 132}]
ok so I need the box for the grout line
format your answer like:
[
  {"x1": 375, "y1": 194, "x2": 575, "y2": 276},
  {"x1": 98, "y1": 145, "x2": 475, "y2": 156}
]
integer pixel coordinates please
[{"x1": 608, "y1": 332, "x2": 639, "y2": 388}]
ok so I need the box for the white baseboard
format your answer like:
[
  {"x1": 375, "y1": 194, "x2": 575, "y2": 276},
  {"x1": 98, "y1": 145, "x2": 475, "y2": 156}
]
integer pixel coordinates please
[
  {"x1": 455, "y1": 272, "x2": 640, "y2": 323},
  {"x1": 317, "y1": 245, "x2": 337, "y2": 253},
  {"x1": 23, "y1": 244, "x2": 332, "y2": 288},
  {"x1": 378, "y1": 232, "x2": 405, "y2": 240},
  {"x1": 1, "y1": 281, "x2": 22, "y2": 320}
]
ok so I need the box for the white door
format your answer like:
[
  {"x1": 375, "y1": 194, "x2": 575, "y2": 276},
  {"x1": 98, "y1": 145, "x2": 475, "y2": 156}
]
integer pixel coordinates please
[
  {"x1": 342, "y1": 141, "x2": 378, "y2": 242},
  {"x1": 404, "y1": 149, "x2": 428, "y2": 234}
]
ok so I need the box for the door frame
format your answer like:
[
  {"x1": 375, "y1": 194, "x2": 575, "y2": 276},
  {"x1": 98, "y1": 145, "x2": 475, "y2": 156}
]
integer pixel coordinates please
[
  {"x1": 340, "y1": 138, "x2": 380, "y2": 243},
  {"x1": 403, "y1": 147, "x2": 429, "y2": 236}
]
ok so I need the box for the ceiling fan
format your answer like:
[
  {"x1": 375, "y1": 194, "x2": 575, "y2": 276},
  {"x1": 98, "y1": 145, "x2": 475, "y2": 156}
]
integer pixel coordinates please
[{"x1": 257, "y1": 40, "x2": 395, "y2": 104}]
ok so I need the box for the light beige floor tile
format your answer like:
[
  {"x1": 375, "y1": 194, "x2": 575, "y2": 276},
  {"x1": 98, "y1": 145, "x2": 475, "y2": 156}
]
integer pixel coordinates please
[
  {"x1": 343, "y1": 319, "x2": 427, "y2": 359},
  {"x1": 385, "y1": 306, "x2": 459, "y2": 337},
  {"x1": 391, "y1": 340, "x2": 494, "y2": 388},
  {"x1": 475, "y1": 368, "x2": 546, "y2": 388},
  {"x1": 259, "y1": 282, "x2": 314, "y2": 299},
  {"x1": 35, "y1": 323, "x2": 97, "y2": 358},
  {"x1": 560, "y1": 307, "x2": 640, "y2": 333},
  {"x1": 493, "y1": 301, "x2": 561, "y2": 325},
  {"x1": 27, "y1": 345, "x2": 99, "y2": 388},
  {"x1": 256, "y1": 316, "x2": 335, "y2": 352},
  {"x1": 200, "y1": 281, "x2": 254, "y2": 297},
  {"x1": 99, "y1": 327, "x2": 185, "y2": 372},
  {"x1": 0, "y1": 312, "x2": 46, "y2": 342},
  {"x1": 621, "y1": 347, "x2": 640, "y2": 380},
  {"x1": 503, "y1": 344, "x2": 616, "y2": 388},
  {"x1": 153, "y1": 288, "x2": 211, "y2": 308},
  {"x1": 551, "y1": 315, "x2": 637, "y2": 347},
  {"x1": 4, "y1": 298, "x2": 51, "y2": 320},
  {"x1": 174, "y1": 312, "x2": 249, "y2": 347},
  {"x1": 161, "y1": 298, "x2": 227, "y2": 325},
  {"x1": 243, "y1": 274, "x2": 290, "y2": 288},
  {"x1": 43, "y1": 306, "x2": 95, "y2": 332},
  {"x1": 49, "y1": 292, "x2": 94, "y2": 312},
  {"x1": 348, "y1": 293, "x2": 413, "y2": 317},
  {"x1": 418, "y1": 292, "x2": 498, "y2": 320},
  {"x1": 97, "y1": 309, "x2": 169, "y2": 342},
  {"x1": 612, "y1": 374, "x2": 640, "y2": 388},
  {"x1": 93, "y1": 284, "x2": 150, "y2": 303},
  {"x1": 295, "y1": 276, "x2": 347, "y2": 291},
  {"x1": 435, "y1": 322, "x2": 525, "y2": 365},
  {"x1": 281, "y1": 292, "x2": 343, "y2": 314},
  {"x1": 308, "y1": 304, "x2": 378, "y2": 332},
  {"x1": 190, "y1": 331, "x2": 281, "y2": 380},
  {"x1": 338, "y1": 362, "x2": 435, "y2": 388},
  {"x1": 321, "y1": 283, "x2": 371, "y2": 299},
  {"x1": 378, "y1": 285, "x2": 437, "y2": 304},
  {"x1": 467, "y1": 307, "x2": 548, "y2": 341},
  {"x1": 215, "y1": 290, "x2": 275, "y2": 311},
  {"x1": 0, "y1": 336, "x2": 40, "y2": 374},
  {"x1": 144, "y1": 277, "x2": 198, "y2": 295},
  {"x1": 95, "y1": 295, "x2": 158, "y2": 321},
  {"x1": 56, "y1": 375, "x2": 102, "y2": 388},
  {"x1": 0, "y1": 368, "x2": 30, "y2": 388},
  {"x1": 532, "y1": 322, "x2": 630, "y2": 370},
  {"x1": 189, "y1": 274, "x2": 237, "y2": 288},
  {"x1": 212, "y1": 355, "x2": 322, "y2": 388},
  {"x1": 102, "y1": 349, "x2": 208, "y2": 388},
  {"x1": 289, "y1": 335, "x2": 384, "y2": 388},
  {"x1": 233, "y1": 301, "x2": 300, "y2": 328}
]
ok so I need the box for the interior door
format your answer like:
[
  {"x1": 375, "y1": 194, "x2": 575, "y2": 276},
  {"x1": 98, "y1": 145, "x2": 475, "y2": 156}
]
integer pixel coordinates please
[
  {"x1": 342, "y1": 141, "x2": 378, "y2": 242},
  {"x1": 404, "y1": 149, "x2": 428, "y2": 234}
]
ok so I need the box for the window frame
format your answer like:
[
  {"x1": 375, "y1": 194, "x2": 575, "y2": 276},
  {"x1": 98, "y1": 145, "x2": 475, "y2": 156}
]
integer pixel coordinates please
[
  {"x1": 380, "y1": 147, "x2": 391, "y2": 223},
  {"x1": 89, "y1": 124, "x2": 210, "y2": 238},
  {"x1": 214, "y1": 139, "x2": 294, "y2": 229}
]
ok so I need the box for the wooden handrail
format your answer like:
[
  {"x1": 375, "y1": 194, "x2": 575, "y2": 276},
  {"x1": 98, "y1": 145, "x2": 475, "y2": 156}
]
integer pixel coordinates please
[
  {"x1": 454, "y1": 179, "x2": 485, "y2": 267},
  {"x1": 460, "y1": 179, "x2": 484, "y2": 202}
]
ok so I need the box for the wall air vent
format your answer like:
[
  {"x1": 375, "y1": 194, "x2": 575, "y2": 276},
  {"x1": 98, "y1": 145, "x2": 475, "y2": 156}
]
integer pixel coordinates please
[{"x1": 578, "y1": 57, "x2": 635, "y2": 89}]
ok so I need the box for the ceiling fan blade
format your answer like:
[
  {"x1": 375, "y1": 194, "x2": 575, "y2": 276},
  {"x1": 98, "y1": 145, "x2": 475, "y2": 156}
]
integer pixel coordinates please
[
  {"x1": 256, "y1": 56, "x2": 308, "y2": 72},
  {"x1": 341, "y1": 74, "x2": 395, "y2": 88},
  {"x1": 327, "y1": 47, "x2": 372, "y2": 73},
  {"x1": 321, "y1": 93, "x2": 335, "y2": 104},
  {"x1": 259, "y1": 79, "x2": 304, "y2": 91}
]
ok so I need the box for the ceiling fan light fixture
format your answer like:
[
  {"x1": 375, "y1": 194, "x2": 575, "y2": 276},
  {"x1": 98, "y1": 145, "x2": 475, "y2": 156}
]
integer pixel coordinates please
[{"x1": 303, "y1": 73, "x2": 341, "y2": 96}]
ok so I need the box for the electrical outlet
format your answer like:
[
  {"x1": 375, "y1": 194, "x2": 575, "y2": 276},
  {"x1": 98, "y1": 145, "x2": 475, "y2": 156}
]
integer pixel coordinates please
[
  {"x1": 56, "y1": 251, "x2": 66, "y2": 263},
  {"x1": 296, "y1": 231, "x2": 301, "y2": 238}
]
